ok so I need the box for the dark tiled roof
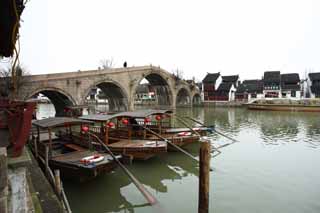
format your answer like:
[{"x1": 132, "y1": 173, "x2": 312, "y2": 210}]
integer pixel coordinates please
[
  {"x1": 281, "y1": 73, "x2": 300, "y2": 91},
  {"x1": 202, "y1": 73, "x2": 220, "y2": 83},
  {"x1": 311, "y1": 85, "x2": 320, "y2": 93},
  {"x1": 236, "y1": 80, "x2": 263, "y2": 94},
  {"x1": 222, "y1": 75, "x2": 239, "y2": 83},
  {"x1": 309, "y1": 72, "x2": 320, "y2": 81},
  {"x1": 281, "y1": 73, "x2": 300, "y2": 83},
  {"x1": 217, "y1": 82, "x2": 232, "y2": 92},
  {"x1": 263, "y1": 71, "x2": 281, "y2": 83}
]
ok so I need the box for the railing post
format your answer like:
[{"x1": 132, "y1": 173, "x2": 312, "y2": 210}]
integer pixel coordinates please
[{"x1": 198, "y1": 140, "x2": 210, "y2": 213}]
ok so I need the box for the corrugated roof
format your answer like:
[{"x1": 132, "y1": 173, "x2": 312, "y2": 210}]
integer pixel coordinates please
[
  {"x1": 309, "y1": 72, "x2": 320, "y2": 81},
  {"x1": 32, "y1": 117, "x2": 93, "y2": 129},
  {"x1": 202, "y1": 73, "x2": 220, "y2": 83}
]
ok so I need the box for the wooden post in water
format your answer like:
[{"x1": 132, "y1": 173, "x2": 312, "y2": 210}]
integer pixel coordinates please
[
  {"x1": 45, "y1": 145, "x2": 49, "y2": 175},
  {"x1": 54, "y1": 170, "x2": 62, "y2": 197},
  {"x1": 198, "y1": 140, "x2": 210, "y2": 213}
]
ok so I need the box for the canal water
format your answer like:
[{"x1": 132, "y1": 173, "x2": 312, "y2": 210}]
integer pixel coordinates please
[{"x1": 37, "y1": 104, "x2": 320, "y2": 213}]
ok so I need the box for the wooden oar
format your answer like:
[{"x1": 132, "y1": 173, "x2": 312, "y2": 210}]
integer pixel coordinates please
[
  {"x1": 141, "y1": 126, "x2": 213, "y2": 171},
  {"x1": 86, "y1": 132, "x2": 158, "y2": 205},
  {"x1": 184, "y1": 116, "x2": 239, "y2": 143},
  {"x1": 172, "y1": 114, "x2": 201, "y2": 137}
]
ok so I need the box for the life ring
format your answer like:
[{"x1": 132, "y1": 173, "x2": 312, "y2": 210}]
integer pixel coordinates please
[
  {"x1": 80, "y1": 154, "x2": 104, "y2": 164},
  {"x1": 177, "y1": 131, "x2": 192, "y2": 136}
]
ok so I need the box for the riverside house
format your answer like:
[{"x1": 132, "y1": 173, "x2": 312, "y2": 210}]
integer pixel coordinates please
[
  {"x1": 307, "y1": 72, "x2": 320, "y2": 98},
  {"x1": 202, "y1": 73, "x2": 222, "y2": 101},
  {"x1": 235, "y1": 80, "x2": 264, "y2": 101},
  {"x1": 280, "y1": 73, "x2": 301, "y2": 98},
  {"x1": 214, "y1": 75, "x2": 239, "y2": 101},
  {"x1": 263, "y1": 71, "x2": 281, "y2": 98}
]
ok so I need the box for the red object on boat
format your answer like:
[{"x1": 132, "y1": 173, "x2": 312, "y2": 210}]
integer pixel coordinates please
[
  {"x1": 107, "y1": 122, "x2": 114, "y2": 127},
  {"x1": 144, "y1": 117, "x2": 151, "y2": 123},
  {"x1": 82, "y1": 126, "x2": 89, "y2": 132},
  {"x1": 122, "y1": 119, "x2": 129, "y2": 125},
  {"x1": 155, "y1": 115, "x2": 162, "y2": 121},
  {"x1": 0, "y1": 99, "x2": 36, "y2": 157}
]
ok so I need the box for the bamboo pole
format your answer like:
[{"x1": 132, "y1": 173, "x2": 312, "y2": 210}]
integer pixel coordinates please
[
  {"x1": 141, "y1": 126, "x2": 205, "y2": 166},
  {"x1": 86, "y1": 132, "x2": 158, "y2": 205},
  {"x1": 198, "y1": 140, "x2": 210, "y2": 213},
  {"x1": 185, "y1": 116, "x2": 239, "y2": 143},
  {"x1": 174, "y1": 115, "x2": 200, "y2": 136}
]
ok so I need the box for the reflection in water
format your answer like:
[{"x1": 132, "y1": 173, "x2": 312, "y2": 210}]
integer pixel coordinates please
[{"x1": 38, "y1": 105, "x2": 320, "y2": 213}]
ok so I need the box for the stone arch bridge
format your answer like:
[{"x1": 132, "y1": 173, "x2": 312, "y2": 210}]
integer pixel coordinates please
[{"x1": 13, "y1": 66, "x2": 201, "y2": 116}]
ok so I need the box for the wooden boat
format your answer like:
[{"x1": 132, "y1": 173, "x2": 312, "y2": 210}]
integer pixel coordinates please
[
  {"x1": 30, "y1": 117, "x2": 118, "y2": 181},
  {"x1": 80, "y1": 109, "x2": 210, "y2": 153},
  {"x1": 246, "y1": 99, "x2": 320, "y2": 112},
  {"x1": 79, "y1": 112, "x2": 168, "y2": 160}
]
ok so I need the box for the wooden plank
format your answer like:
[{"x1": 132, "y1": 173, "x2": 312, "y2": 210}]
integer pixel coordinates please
[{"x1": 64, "y1": 143, "x2": 86, "y2": 151}]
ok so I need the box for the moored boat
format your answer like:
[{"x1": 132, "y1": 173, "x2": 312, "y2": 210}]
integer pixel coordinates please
[
  {"x1": 245, "y1": 98, "x2": 320, "y2": 112},
  {"x1": 79, "y1": 112, "x2": 168, "y2": 160},
  {"x1": 30, "y1": 117, "x2": 118, "y2": 181}
]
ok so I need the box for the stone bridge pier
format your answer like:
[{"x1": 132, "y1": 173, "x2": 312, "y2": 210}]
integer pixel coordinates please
[{"x1": 9, "y1": 66, "x2": 201, "y2": 116}]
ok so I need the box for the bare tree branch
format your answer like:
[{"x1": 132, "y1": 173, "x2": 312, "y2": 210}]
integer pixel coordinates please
[{"x1": 100, "y1": 58, "x2": 114, "y2": 69}]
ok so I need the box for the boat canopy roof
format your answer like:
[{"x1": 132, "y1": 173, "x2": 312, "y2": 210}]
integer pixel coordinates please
[
  {"x1": 79, "y1": 109, "x2": 173, "y2": 122},
  {"x1": 32, "y1": 117, "x2": 93, "y2": 129}
]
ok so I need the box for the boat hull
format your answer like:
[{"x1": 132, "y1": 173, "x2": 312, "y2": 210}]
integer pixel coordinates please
[{"x1": 247, "y1": 104, "x2": 320, "y2": 112}]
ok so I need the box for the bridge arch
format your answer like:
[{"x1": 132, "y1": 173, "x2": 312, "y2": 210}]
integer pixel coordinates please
[
  {"x1": 132, "y1": 71, "x2": 174, "y2": 109},
  {"x1": 83, "y1": 79, "x2": 129, "y2": 112},
  {"x1": 25, "y1": 87, "x2": 76, "y2": 117},
  {"x1": 192, "y1": 93, "x2": 202, "y2": 105},
  {"x1": 175, "y1": 85, "x2": 192, "y2": 107}
]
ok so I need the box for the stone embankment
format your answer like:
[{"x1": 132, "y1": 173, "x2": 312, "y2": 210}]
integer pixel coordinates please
[{"x1": 0, "y1": 147, "x2": 65, "y2": 213}]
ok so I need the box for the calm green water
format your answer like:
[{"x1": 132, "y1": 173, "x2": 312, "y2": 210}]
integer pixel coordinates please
[{"x1": 39, "y1": 105, "x2": 320, "y2": 213}]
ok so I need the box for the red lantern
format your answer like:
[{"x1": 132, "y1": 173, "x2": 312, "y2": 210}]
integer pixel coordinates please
[
  {"x1": 82, "y1": 126, "x2": 89, "y2": 132},
  {"x1": 155, "y1": 115, "x2": 162, "y2": 121},
  {"x1": 144, "y1": 117, "x2": 151, "y2": 123},
  {"x1": 107, "y1": 122, "x2": 114, "y2": 128},
  {"x1": 122, "y1": 119, "x2": 129, "y2": 125}
]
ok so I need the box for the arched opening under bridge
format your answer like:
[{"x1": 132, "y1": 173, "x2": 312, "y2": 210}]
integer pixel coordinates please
[
  {"x1": 85, "y1": 82, "x2": 128, "y2": 112},
  {"x1": 28, "y1": 89, "x2": 75, "y2": 118},
  {"x1": 134, "y1": 73, "x2": 172, "y2": 109},
  {"x1": 176, "y1": 88, "x2": 191, "y2": 107}
]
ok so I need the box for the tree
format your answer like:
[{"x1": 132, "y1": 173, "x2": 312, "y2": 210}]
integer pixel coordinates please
[
  {"x1": 172, "y1": 68, "x2": 184, "y2": 81},
  {"x1": 0, "y1": 64, "x2": 30, "y2": 97},
  {"x1": 100, "y1": 58, "x2": 114, "y2": 69}
]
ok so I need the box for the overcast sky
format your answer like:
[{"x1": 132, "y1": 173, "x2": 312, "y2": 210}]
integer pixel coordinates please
[{"x1": 6, "y1": 0, "x2": 320, "y2": 81}]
